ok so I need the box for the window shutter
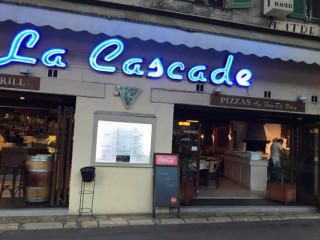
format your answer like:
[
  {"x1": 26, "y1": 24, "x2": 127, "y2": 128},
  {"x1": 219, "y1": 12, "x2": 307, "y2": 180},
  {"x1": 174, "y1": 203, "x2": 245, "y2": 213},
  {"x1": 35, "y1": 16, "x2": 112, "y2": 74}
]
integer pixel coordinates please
[
  {"x1": 289, "y1": 0, "x2": 306, "y2": 19},
  {"x1": 231, "y1": 0, "x2": 253, "y2": 8}
]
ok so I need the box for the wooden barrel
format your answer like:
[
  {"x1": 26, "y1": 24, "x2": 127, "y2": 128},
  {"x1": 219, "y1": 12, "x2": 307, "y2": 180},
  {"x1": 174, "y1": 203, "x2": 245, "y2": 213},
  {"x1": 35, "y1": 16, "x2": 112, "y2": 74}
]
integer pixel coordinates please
[{"x1": 25, "y1": 154, "x2": 53, "y2": 203}]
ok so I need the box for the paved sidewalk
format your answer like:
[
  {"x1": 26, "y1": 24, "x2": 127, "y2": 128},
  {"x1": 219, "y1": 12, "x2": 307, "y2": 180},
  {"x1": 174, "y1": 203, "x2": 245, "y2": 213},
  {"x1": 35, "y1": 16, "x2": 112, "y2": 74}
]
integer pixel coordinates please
[{"x1": 0, "y1": 211, "x2": 320, "y2": 231}]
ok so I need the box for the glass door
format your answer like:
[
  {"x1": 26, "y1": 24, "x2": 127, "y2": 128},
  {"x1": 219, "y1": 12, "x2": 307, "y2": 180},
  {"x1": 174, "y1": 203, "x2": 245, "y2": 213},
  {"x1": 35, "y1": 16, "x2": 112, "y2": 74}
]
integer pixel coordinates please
[
  {"x1": 172, "y1": 120, "x2": 200, "y2": 204},
  {"x1": 294, "y1": 124, "x2": 319, "y2": 206}
]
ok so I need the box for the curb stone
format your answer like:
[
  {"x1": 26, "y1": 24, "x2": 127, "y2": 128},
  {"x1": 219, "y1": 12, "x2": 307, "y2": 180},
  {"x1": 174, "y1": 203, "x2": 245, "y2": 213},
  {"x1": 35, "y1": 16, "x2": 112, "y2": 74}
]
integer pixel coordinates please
[
  {"x1": 259, "y1": 215, "x2": 282, "y2": 221},
  {"x1": 80, "y1": 221, "x2": 98, "y2": 228},
  {"x1": 99, "y1": 219, "x2": 128, "y2": 227},
  {"x1": 207, "y1": 216, "x2": 233, "y2": 223},
  {"x1": 21, "y1": 222, "x2": 63, "y2": 230},
  {"x1": 296, "y1": 214, "x2": 320, "y2": 220},
  {"x1": 63, "y1": 221, "x2": 77, "y2": 229},
  {"x1": 128, "y1": 219, "x2": 155, "y2": 226},
  {"x1": 0, "y1": 223, "x2": 19, "y2": 231},
  {"x1": 230, "y1": 215, "x2": 261, "y2": 222},
  {"x1": 280, "y1": 215, "x2": 298, "y2": 220},
  {"x1": 184, "y1": 218, "x2": 208, "y2": 224},
  {"x1": 158, "y1": 218, "x2": 184, "y2": 225}
]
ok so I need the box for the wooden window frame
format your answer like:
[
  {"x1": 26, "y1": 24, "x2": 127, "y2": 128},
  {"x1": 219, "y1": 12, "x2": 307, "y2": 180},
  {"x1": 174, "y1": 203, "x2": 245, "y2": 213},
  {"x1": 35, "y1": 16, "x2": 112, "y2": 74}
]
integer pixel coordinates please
[{"x1": 231, "y1": 0, "x2": 253, "y2": 8}]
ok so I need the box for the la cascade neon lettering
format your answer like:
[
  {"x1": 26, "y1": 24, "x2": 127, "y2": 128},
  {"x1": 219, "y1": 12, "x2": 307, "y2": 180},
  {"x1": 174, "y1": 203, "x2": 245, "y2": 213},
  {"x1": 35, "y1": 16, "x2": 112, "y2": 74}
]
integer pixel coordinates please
[
  {"x1": 0, "y1": 29, "x2": 67, "y2": 68},
  {"x1": 0, "y1": 28, "x2": 252, "y2": 87},
  {"x1": 167, "y1": 62, "x2": 185, "y2": 81},
  {"x1": 89, "y1": 41, "x2": 252, "y2": 87},
  {"x1": 188, "y1": 65, "x2": 207, "y2": 82},
  {"x1": 0, "y1": 29, "x2": 39, "y2": 66},
  {"x1": 89, "y1": 38, "x2": 124, "y2": 73},
  {"x1": 41, "y1": 49, "x2": 67, "y2": 68}
]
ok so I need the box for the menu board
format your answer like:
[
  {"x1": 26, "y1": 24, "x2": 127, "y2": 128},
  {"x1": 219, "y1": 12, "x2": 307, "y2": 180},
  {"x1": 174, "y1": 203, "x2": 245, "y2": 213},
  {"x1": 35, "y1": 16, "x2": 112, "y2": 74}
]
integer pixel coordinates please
[
  {"x1": 95, "y1": 120, "x2": 152, "y2": 164},
  {"x1": 153, "y1": 153, "x2": 180, "y2": 218}
]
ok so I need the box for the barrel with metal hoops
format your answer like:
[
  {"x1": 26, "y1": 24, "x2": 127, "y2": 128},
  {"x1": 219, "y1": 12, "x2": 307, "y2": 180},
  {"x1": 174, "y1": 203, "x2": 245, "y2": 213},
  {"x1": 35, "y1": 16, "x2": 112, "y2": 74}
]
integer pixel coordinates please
[{"x1": 25, "y1": 154, "x2": 53, "y2": 203}]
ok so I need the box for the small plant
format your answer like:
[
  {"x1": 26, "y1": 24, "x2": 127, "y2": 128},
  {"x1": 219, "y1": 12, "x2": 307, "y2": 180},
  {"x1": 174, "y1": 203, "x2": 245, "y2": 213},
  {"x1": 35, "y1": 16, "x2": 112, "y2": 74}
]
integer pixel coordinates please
[
  {"x1": 268, "y1": 149, "x2": 303, "y2": 203},
  {"x1": 179, "y1": 145, "x2": 196, "y2": 184},
  {"x1": 274, "y1": 149, "x2": 307, "y2": 185},
  {"x1": 274, "y1": 149, "x2": 293, "y2": 185}
]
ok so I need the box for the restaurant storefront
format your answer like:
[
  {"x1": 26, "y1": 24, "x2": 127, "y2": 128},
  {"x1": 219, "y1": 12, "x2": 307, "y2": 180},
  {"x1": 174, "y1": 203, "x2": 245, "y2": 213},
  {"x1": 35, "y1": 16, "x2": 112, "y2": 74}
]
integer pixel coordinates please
[{"x1": 0, "y1": 2, "x2": 319, "y2": 215}]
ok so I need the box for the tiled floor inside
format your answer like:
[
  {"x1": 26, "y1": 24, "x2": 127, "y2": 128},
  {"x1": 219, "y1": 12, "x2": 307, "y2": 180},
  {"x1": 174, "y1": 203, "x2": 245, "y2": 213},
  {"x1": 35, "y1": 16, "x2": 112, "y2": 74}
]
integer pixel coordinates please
[
  {"x1": 198, "y1": 177, "x2": 266, "y2": 199},
  {"x1": 190, "y1": 176, "x2": 308, "y2": 206}
]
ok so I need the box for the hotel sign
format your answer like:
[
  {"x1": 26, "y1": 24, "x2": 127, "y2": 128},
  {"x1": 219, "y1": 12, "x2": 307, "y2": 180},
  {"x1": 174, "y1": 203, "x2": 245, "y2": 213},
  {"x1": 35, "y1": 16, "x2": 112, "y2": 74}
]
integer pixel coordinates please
[
  {"x1": 268, "y1": 20, "x2": 320, "y2": 37},
  {"x1": 0, "y1": 73, "x2": 40, "y2": 90},
  {"x1": 210, "y1": 94, "x2": 305, "y2": 113}
]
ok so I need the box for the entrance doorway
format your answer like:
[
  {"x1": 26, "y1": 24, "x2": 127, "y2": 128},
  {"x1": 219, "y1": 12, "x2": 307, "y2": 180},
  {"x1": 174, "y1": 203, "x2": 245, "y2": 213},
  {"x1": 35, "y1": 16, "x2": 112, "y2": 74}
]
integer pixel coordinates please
[
  {"x1": 0, "y1": 90, "x2": 75, "y2": 209},
  {"x1": 173, "y1": 104, "x2": 320, "y2": 207},
  {"x1": 294, "y1": 124, "x2": 320, "y2": 205}
]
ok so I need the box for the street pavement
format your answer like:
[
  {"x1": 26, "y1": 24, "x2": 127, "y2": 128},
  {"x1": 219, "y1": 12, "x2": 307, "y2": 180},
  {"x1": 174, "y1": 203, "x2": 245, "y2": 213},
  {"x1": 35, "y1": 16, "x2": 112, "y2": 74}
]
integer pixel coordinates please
[
  {"x1": 0, "y1": 211, "x2": 320, "y2": 232},
  {"x1": 1, "y1": 218, "x2": 320, "y2": 240}
]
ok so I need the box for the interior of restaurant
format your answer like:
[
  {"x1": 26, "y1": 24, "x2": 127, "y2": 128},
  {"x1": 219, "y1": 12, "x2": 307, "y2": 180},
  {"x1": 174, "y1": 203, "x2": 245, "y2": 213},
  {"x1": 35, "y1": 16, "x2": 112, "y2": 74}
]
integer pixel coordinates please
[
  {"x1": 0, "y1": 90, "x2": 75, "y2": 209},
  {"x1": 173, "y1": 104, "x2": 319, "y2": 206}
]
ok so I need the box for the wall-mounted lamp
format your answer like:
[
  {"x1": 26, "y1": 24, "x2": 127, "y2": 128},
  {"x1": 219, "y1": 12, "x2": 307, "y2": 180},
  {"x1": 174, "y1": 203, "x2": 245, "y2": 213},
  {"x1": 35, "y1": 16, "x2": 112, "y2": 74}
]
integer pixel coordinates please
[
  {"x1": 297, "y1": 96, "x2": 306, "y2": 102},
  {"x1": 20, "y1": 68, "x2": 30, "y2": 75},
  {"x1": 213, "y1": 87, "x2": 222, "y2": 94},
  {"x1": 114, "y1": 90, "x2": 120, "y2": 96}
]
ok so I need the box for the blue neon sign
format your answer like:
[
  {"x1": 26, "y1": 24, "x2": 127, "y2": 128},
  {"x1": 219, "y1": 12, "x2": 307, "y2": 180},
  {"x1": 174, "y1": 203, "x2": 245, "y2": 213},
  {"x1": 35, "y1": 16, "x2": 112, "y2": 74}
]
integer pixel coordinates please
[
  {"x1": 0, "y1": 28, "x2": 253, "y2": 87},
  {"x1": 167, "y1": 62, "x2": 185, "y2": 81},
  {"x1": 147, "y1": 57, "x2": 164, "y2": 78},
  {"x1": 0, "y1": 29, "x2": 39, "y2": 66},
  {"x1": 0, "y1": 29, "x2": 67, "y2": 68},
  {"x1": 41, "y1": 49, "x2": 67, "y2": 68},
  {"x1": 122, "y1": 58, "x2": 144, "y2": 76},
  {"x1": 89, "y1": 38, "x2": 124, "y2": 73},
  {"x1": 188, "y1": 65, "x2": 208, "y2": 82}
]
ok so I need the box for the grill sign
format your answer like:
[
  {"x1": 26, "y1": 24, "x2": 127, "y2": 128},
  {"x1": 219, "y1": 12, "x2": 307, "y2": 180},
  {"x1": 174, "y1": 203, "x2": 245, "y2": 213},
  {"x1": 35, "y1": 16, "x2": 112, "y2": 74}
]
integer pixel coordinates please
[{"x1": 0, "y1": 73, "x2": 40, "y2": 90}]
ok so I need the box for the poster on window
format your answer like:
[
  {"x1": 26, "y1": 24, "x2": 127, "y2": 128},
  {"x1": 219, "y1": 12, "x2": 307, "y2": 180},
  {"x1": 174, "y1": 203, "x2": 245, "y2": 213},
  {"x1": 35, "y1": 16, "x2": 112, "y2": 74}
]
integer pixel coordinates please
[{"x1": 95, "y1": 120, "x2": 152, "y2": 164}]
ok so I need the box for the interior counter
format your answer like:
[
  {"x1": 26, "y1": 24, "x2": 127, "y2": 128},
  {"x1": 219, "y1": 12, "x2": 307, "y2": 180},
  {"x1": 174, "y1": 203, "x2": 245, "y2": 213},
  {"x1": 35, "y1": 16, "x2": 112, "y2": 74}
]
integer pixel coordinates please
[
  {"x1": 0, "y1": 147, "x2": 49, "y2": 174},
  {"x1": 224, "y1": 154, "x2": 268, "y2": 191}
]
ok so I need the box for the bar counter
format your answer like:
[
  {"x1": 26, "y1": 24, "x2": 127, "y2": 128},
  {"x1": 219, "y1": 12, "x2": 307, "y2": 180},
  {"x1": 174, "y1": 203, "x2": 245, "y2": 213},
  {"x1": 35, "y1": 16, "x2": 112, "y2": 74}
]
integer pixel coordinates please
[
  {"x1": 224, "y1": 153, "x2": 268, "y2": 191},
  {"x1": 0, "y1": 147, "x2": 49, "y2": 175}
]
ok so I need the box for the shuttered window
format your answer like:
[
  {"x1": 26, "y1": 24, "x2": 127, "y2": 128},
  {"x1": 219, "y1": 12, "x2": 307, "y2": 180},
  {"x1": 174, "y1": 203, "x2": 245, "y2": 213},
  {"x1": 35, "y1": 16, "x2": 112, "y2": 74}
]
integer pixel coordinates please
[
  {"x1": 310, "y1": 0, "x2": 320, "y2": 21},
  {"x1": 208, "y1": 0, "x2": 223, "y2": 7},
  {"x1": 290, "y1": 0, "x2": 306, "y2": 19},
  {"x1": 231, "y1": 0, "x2": 253, "y2": 8}
]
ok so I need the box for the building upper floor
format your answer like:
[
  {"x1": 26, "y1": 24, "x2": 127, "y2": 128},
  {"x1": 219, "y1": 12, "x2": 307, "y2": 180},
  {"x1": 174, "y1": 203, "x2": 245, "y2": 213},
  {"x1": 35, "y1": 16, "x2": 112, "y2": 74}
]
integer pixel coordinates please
[
  {"x1": 62, "y1": 0, "x2": 320, "y2": 37},
  {"x1": 1, "y1": 0, "x2": 319, "y2": 39}
]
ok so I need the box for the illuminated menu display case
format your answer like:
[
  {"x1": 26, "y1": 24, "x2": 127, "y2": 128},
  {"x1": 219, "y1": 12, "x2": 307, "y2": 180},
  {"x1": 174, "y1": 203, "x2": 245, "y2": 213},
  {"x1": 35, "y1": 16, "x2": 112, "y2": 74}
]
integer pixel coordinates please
[{"x1": 92, "y1": 111, "x2": 155, "y2": 167}]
